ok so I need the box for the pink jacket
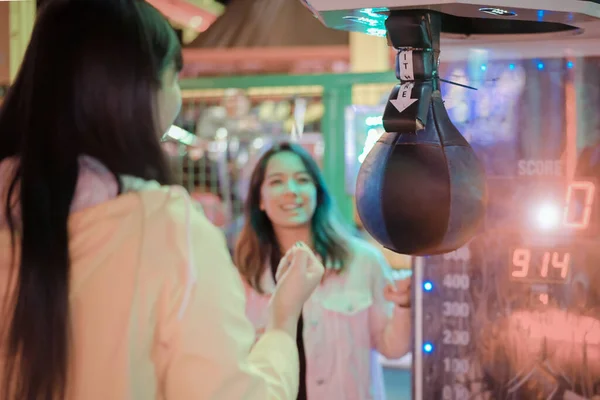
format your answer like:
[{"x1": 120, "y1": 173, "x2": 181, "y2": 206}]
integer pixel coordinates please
[
  {"x1": 0, "y1": 156, "x2": 299, "y2": 399},
  {"x1": 244, "y1": 239, "x2": 411, "y2": 400}
]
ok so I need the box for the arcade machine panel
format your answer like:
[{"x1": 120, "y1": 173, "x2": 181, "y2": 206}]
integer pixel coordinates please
[
  {"x1": 412, "y1": 56, "x2": 600, "y2": 400},
  {"x1": 410, "y1": 56, "x2": 600, "y2": 400},
  {"x1": 343, "y1": 64, "x2": 600, "y2": 399},
  {"x1": 416, "y1": 174, "x2": 600, "y2": 400},
  {"x1": 303, "y1": 1, "x2": 600, "y2": 399}
]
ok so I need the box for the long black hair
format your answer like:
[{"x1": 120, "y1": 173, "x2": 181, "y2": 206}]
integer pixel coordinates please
[{"x1": 0, "y1": 0, "x2": 182, "y2": 398}]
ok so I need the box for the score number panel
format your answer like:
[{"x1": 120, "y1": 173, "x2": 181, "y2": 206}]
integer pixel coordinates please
[{"x1": 414, "y1": 177, "x2": 600, "y2": 400}]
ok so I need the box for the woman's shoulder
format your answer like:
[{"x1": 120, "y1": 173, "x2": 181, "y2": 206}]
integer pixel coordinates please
[
  {"x1": 133, "y1": 183, "x2": 222, "y2": 243},
  {"x1": 131, "y1": 182, "x2": 200, "y2": 215},
  {"x1": 135, "y1": 183, "x2": 230, "y2": 284}
]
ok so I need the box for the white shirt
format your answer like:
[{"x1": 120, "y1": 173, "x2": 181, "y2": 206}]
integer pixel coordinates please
[{"x1": 243, "y1": 238, "x2": 411, "y2": 400}]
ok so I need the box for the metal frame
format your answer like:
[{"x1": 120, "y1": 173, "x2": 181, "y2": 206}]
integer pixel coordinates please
[{"x1": 180, "y1": 71, "x2": 397, "y2": 90}]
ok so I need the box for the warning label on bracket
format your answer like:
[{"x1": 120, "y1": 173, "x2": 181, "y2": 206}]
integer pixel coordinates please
[{"x1": 398, "y1": 50, "x2": 415, "y2": 81}]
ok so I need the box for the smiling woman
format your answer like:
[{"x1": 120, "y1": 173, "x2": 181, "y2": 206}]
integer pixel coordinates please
[
  {"x1": 234, "y1": 141, "x2": 412, "y2": 400},
  {"x1": 235, "y1": 142, "x2": 351, "y2": 292},
  {"x1": 235, "y1": 142, "x2": 353, "y2": 400},
  {"x1": 260, "y1": 152, "x2": 318, "y2": 230}
]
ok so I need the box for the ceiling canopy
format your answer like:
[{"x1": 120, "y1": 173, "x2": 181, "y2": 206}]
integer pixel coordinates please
[{"x1": 188, "y1": 0, "x2": 348, "y2": 48}]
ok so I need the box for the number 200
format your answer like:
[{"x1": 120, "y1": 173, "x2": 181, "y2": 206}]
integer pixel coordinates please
[{"x1": 443, "y1": 329, "x2": 470, "y2": 346}]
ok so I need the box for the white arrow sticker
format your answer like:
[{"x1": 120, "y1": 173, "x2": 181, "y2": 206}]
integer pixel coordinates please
[
  {"x1": 399, "y1": 50, "x2": 414, "y2": 81},
  {"x1": 390, "y1": 83, "x2": 417, "y2": 113}
]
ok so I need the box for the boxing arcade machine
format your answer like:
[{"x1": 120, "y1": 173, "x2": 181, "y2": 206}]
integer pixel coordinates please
[{"x1": 305, "y1": 1, "x2": 600, "y2": 399}]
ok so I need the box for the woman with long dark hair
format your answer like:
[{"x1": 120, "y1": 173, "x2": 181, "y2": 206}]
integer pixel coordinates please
[
  {"x1": 0, "y1": 1, "x2": 323, "y2": 399},
  {"x1": 235, "y1": 142, "x2": 412, "y2": 400}
]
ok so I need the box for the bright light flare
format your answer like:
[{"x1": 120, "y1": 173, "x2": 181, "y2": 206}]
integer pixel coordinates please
[
  {"x1": 533, "y1": 203, "x2": 561, "y2": 230},
  {"x1": 162, "y1": 125, "x2": 198, "y2": 146}
]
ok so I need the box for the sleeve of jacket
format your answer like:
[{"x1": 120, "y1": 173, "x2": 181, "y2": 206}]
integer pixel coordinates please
[
  {"x1": 366, "y1": 244, "x2": 412, "y2": 360},
  {"x1": 242, "y1": 278, "x2": 269, "y2": 338},
  {"x1": 153, "y1": 188, "x2": 299, "y2": 400}
]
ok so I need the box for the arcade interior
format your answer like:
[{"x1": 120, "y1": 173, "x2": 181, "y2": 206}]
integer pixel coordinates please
[{"x1": 2, "y1": 0, "x2": 600, "y2": 399}]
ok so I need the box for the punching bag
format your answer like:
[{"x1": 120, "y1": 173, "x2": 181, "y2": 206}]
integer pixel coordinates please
[{"x1": 356, "y1": 10, "x2": 487, "y2": 256}]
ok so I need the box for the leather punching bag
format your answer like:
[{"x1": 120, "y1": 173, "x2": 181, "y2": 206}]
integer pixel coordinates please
[{"x1": 356, "y1": 10, "x2": 487, "y2": 256}]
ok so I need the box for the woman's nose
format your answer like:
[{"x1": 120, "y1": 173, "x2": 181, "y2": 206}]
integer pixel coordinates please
[{"x1": 284, "y1": 179, "x2": 299, "y2": 193}]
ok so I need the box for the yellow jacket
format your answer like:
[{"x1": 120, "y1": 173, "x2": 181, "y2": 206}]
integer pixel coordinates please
[{"x1": 0, "y1": 163, "x2": 299, "y2": 399}]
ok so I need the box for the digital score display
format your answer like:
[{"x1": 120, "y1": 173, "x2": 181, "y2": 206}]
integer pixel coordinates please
[
  {"x1": 564, "y1": 180, "x2": 596, "y2": 230},
  {"x1": 484, "y1": 178, "x2": 598, "y2": 236},
  {"x1": 509, "y1": 247, "x2": 571, "y2": 284},
  {"x1": 414, "y1": 177, "x2": 600, "y2": 400}
]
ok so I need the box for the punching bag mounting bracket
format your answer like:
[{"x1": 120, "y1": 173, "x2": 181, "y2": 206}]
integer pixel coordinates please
[{"x1": 355, "y1": 8, "x2": 487, "y2": 255}]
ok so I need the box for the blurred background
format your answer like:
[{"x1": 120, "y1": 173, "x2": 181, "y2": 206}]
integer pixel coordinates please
[{"x1": 4, "y1": 1, "x2": 600, "y2": 398}]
